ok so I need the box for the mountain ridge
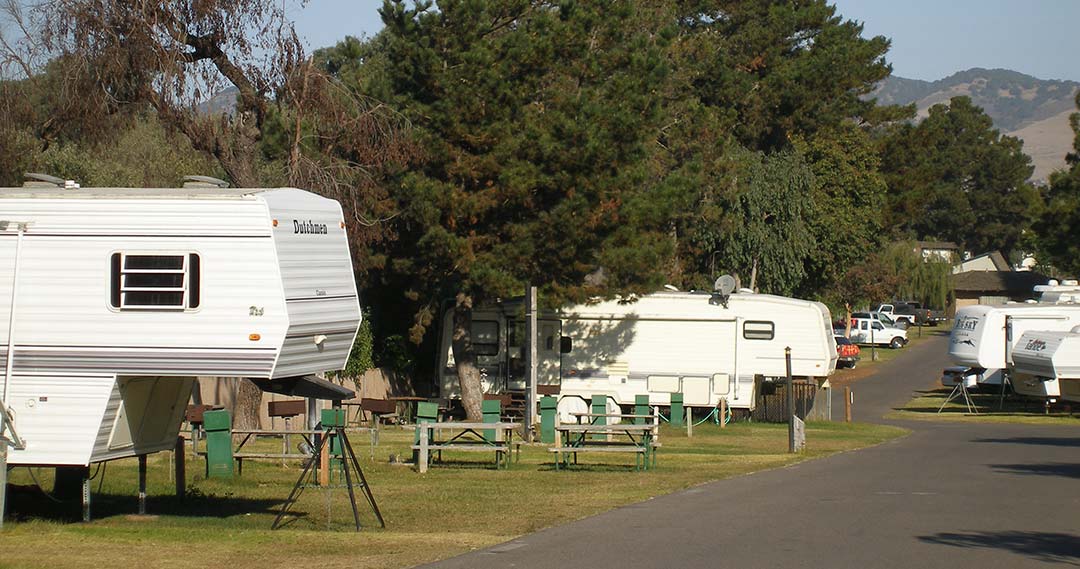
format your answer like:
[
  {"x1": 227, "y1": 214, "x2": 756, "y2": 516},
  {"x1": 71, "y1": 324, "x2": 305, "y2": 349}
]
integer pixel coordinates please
[{"x1": 871, "y1": 68, "x2": 1078, "y2": 180}]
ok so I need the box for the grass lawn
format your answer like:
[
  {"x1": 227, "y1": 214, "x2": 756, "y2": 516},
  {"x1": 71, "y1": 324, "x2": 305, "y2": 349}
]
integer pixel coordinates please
[
  {"x1": 1, "y1": 420, "x2": 903, "y2": 568},
  {"x1": 887, "y1": 385, "x2": 1080, "y2": 425}
]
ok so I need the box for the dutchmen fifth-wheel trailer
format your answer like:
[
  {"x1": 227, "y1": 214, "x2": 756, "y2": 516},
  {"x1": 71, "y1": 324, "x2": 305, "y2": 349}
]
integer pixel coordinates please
[
  {"x1": 436, "y1": 290, "x2": 837, "y2": 419},
  {"x1": 0, "y1": 181, "x2": 360, "y2": 467},
  {"x1": 946, "y1": 281, "x2": 1080, "y2": 390}
]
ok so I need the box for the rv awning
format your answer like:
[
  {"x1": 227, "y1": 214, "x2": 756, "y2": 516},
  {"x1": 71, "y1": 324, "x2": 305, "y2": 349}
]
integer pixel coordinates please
[{"x1": 251, "y1": 375, "x2": 355, "y2": 400}]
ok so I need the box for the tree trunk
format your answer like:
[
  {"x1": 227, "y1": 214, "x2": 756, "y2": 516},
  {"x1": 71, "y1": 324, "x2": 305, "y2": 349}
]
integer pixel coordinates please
[
  {"x1": 234, "y1": 379, "x2": 264, "y2": 430},
  {"x1": 749, "y1": 258, "x2": 758, "y2": 291},
  {"x1": 844, "y1": 303, "x2": 853, "y2": 338},
  {"x1": 451, "y1": 293, "x2": 484, "y2": 421}
]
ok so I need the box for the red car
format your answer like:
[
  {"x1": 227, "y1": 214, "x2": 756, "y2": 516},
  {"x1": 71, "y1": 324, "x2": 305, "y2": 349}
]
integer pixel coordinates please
[{"x1": 834, "y1": 334, "x2": 861, "y2": 369}]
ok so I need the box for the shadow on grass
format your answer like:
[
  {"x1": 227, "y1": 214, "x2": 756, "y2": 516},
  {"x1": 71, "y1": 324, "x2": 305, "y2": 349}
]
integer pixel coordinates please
[
  {"x1": 974, "y1": 437, "x2": 1080, "y2": 448},
  {"x1": 420, "y1": 458, "x2": 509, "y2": 470},
  {"x1": 918, "y1": 531, "x2": 1080, "y2": 564},
  {"x1": 990, "y1": 462, "x2": 1080, "y2": 479},
  {"x1": 4, "y1": 483, "x2": 282, "y2": 523},
  {"x1": 540, "y1": 462, "x2": 651, "y2": 473},
  {"x1": 896, "y1": 388, "x2": 1064, "y2": 416}
]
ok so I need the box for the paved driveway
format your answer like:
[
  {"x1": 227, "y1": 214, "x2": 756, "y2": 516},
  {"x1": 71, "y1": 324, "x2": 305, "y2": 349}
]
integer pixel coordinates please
[{"x1": 425, "y1": 336, "x2": 1080, "y2": 568}]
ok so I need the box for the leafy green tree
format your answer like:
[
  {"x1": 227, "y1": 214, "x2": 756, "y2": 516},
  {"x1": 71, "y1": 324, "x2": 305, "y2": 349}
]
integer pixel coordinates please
[
  {"x1": 879, "y1": 96, "x2": 1042, "y2": 258},
  {"x1": 794, "y1": 124, "x2": 888, "y2": 297},
  {"x1": 1035, "y1": 92, "x2": 1080, "y2": 276},
  {"x1": 660, "y1": 0, "x2": 904, "y2": 294},
  {"x1": 366, "y1": 0, "x2": 678, "y2": 419},
  {"x1": 823, "y1": 242, "x2": 951, "y2": 335},
  {"x1": 673, "y1": 0, "x2": 898, "y2": 152},
  {"x1": 880, "y1": 242, "x2": 953, "y2": 311},
  {"x1": 692, "y1": 148, "x2": 816, "y2": 295}
]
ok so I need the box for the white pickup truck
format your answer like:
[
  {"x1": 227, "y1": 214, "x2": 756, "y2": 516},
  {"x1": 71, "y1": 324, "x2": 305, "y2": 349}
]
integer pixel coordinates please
[
  {"x1": 846, "y1": 313, "x2": 908, "y2": 349},
  {"x1": 872, "y1": 303, "x2": 915, "y2": 328}
]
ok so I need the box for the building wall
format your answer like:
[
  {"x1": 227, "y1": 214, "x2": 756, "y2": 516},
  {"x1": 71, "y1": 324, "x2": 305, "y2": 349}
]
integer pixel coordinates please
[{"x1": 192, "y1": 368, "x2": 415, "y2": 429}]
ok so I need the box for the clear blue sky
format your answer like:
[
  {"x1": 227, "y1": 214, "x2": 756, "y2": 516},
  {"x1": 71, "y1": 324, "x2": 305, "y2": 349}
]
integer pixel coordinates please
[{"x1": 292, "y1": 0, "x2": 1080, "y2": 83}]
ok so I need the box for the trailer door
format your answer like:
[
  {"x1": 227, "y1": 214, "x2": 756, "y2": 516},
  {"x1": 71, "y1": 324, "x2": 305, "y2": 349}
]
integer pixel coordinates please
[{"x1": 506, "y1": 318, "x2": 562, "y2": 392}]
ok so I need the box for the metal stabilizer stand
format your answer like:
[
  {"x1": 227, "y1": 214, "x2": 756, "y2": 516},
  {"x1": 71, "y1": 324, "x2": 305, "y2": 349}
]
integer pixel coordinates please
[
  {"x1": 938, "y1": 381, "x2": 979, "y2": 415},
  {"x1": 998, "y1": 372, "x2": 1011, "y2": 410},
  {"x1": 1, "y1": 401, "x2": 27, "y2": 530},
  {"x1": 271, "y1": 426, "x2": 384, "y2": 531}
]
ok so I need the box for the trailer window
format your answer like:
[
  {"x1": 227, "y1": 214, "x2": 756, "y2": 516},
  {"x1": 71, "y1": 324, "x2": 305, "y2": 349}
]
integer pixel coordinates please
[
  {"x1": 743, "y1": 321, "x2": 774, "y2": 340},
  {"x1": 472, "y1": 320, "x2": 500, "y2": 356},
  {"x1": 110, "y1": 253, "x2": 200, "y2": 310}
]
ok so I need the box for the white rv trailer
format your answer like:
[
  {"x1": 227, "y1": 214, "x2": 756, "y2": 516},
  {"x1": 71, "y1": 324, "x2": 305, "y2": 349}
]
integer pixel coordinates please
[
  {"x1": 0, "y1": 184, "x2": 360, "y2": 467},
  {"x1": 1010, "y1": 327, "x2": 1080, "y2": 402},
  {"x1": 946, "y1": 282, "x2": 1080, "y2": 389},
  {"x1": 437, "y1": 290, "x2": 837, "y2": 418}
]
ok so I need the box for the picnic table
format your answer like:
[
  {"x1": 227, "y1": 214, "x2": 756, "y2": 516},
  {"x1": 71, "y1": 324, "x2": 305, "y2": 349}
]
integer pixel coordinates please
[
  {"x1": 552, "y1": 420, "x2": 659, "y2": 471},
  {"x1": 569, "y1": 412, "x2": 658, "y2": 425},
  {"x1": 194, "y1": 427, "x2": 378, "y2": 474},
  {"x1": 231, "y1": 428, "x2": 321, "y2": 474},
  {"x1": 412, "y1": 421, "x2": 520, "y2": 473}
]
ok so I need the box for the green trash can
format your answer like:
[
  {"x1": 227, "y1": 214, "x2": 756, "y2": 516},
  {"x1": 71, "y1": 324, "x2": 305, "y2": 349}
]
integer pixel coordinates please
[
  {"x1": 539, "y1": 396, "x2": 557, "y2": 443},
  {"x1": 591, "y1": 395, "x2": 607, "y2": 440},
  {"x1": 482, "y1": 399, "x2": 501, "y2": 442},
  {"x1": 669, "y1": 392, "x2": 684, "y2": 428},
  {"x1": 203, "y1": 409, "x2": 233, "y2": 479},
  {"x1": 321, "y1": 408, "x2": 347, "y2": 482},
  {"x1": 634, "y1": 394, "x2": 650, "y2": 425}
]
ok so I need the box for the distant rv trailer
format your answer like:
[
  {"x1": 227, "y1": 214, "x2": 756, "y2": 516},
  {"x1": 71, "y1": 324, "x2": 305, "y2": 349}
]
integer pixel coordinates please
[
  {"x1": 1, "y1": 182, "x2": 360, "y2": 467},
  {"x1": 946, "y1": 281, "x2": 1080, "y2": 389},
  {"x1": 436, "y1": 290, "x2": 837, "y2": 419},
  {"x1": 1011, "y1": 327, "x2": 1080, "y2": 403}
]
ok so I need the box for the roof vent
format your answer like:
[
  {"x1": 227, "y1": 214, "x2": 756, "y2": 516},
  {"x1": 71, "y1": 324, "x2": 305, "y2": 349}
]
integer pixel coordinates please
[
  {"x1": 182, "y1": 175, "x2": 230, "y2": 188},
  {"x1": 24, "y1": 173, "x2": 79, "y2": 189}
]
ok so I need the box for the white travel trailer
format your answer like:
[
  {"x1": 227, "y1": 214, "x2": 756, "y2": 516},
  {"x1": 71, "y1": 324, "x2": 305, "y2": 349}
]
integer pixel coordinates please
[
  {"x1": 436, "y1": 290, "x2": 837, "y2": 418},
  {"x1": 1, "y1": 182, "x2": 360, "y2": 467},
  {"x1": 946, "y1": 281, "x2": 1080, "y2": 389},
  {"x1": 1010, "y1": 327, "x2": 1080, "y2": 402}
]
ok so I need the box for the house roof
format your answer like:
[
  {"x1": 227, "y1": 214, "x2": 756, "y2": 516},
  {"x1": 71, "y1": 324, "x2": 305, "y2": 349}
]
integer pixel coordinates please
[
  {"x1": 952, "y1": 270, "x2": 1049, "y2": 295},
  {"x1": 960, "y1": 251, "x2": 1012, "y2": 271}
]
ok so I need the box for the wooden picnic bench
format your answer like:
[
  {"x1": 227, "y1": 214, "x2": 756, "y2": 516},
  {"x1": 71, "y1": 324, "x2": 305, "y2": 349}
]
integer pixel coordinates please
[
  {"x1": 412, "y1": 421, "x2": 520, "y2": 473},
  {"x1": 551, "y1": 420, "x2": 659, "y2": 471},
  {"x1": 195, "y1": 427, "x2": 377, "y2": 475}
]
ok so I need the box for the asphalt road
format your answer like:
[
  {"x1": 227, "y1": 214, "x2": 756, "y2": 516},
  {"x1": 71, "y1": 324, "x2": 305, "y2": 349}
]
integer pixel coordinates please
[{"x1": 424, "y1": 334, "x2": 1080, "y2": 569}]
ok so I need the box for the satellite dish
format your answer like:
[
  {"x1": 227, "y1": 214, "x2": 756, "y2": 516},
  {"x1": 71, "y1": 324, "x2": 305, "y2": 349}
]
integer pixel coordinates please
[{"x1": 714, "y1": 275, "x2": 737, "y2": 295}]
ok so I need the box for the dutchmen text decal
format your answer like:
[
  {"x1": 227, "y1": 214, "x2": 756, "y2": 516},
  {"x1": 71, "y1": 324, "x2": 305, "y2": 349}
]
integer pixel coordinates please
[{"x1": 293, "y1": 220, "x2": 328, "y2": 235}]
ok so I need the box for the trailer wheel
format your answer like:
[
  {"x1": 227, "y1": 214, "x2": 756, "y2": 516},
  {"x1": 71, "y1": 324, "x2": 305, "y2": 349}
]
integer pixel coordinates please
[{"x1": 889, "y1": 337, "x2": 904, "y2": 349}]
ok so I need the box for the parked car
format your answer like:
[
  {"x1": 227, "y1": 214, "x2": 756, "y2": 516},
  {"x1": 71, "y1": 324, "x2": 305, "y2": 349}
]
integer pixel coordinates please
[
  {"x1": 848, "y1": 313, "x2": 908, "y2": 348},
  {"x1": 834, "y1": 334, "x2": 861, "y2": 368}
]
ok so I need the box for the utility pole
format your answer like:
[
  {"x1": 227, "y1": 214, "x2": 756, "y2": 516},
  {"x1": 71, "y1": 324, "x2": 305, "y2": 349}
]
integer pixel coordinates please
[
  {"x1": 786, "y1": 347, "x2": 795, "y2": 453},
  {"x1": 524, "y1": 286, "x2": 538, "y2": 441}
]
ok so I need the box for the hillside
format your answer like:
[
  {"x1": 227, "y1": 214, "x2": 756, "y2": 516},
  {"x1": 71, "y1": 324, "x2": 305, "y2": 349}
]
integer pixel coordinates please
[{"x1": 872, "y1": 68, "x2": 1079, "y2": 181}]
